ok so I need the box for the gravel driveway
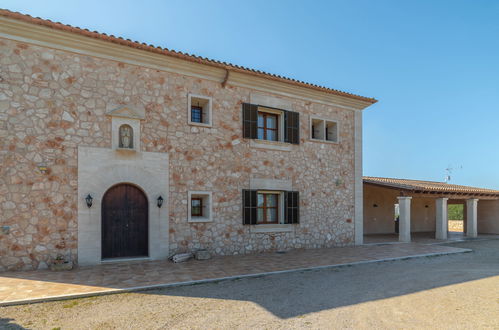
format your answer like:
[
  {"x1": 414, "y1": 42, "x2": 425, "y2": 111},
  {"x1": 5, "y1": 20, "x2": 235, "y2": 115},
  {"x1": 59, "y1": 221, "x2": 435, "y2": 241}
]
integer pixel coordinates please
[{"x1": 1, "y1": 239, "x2": 499, "y2": 329}]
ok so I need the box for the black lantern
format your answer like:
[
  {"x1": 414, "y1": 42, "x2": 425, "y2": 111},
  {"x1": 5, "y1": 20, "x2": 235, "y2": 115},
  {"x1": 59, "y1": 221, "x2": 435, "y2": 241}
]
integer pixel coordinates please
[
  {"x1": 85, "y1": 194, "x2": 93, "y2": 208},
  {"x1": 157, "y1": 196, "x2": 164, "y2": 208}
]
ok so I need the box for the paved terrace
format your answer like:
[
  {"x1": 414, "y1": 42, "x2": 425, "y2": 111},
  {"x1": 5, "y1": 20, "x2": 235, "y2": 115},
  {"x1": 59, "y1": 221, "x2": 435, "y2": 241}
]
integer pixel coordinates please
[{"x1": 0, "y1": 243, "x2": 470, "y2": 306}]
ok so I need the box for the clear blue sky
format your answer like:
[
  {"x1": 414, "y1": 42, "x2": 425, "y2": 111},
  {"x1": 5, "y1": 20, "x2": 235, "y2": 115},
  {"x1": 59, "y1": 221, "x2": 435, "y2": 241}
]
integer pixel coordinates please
[{"x1": 4, "y1": 0, "x2": 499, "y2": 188}]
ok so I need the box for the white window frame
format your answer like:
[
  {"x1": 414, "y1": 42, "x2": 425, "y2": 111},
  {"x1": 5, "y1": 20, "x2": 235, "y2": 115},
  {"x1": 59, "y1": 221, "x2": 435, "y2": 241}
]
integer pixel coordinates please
[
  {"x1": 187, "y1": 191, "x2": 213, "y2": 223},
  {"x1": 309, "y1": 116, "x2": 339, "y2": 143},
  {"x1": 187, "y1": 94, "x2": 212, "y2": 127}
]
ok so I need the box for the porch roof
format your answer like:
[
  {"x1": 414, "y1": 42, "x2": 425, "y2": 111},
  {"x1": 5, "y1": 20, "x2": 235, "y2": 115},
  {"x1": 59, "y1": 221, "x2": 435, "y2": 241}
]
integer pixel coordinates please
[{"x1": 363, "y1": 176, "x2": 499, "y2": 198}]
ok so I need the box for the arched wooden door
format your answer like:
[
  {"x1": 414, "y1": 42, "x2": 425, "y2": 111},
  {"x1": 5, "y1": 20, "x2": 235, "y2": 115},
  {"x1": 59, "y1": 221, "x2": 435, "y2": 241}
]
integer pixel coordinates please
[{"x1": 102, "y1": 184, "x2": 148, "y2": 259}]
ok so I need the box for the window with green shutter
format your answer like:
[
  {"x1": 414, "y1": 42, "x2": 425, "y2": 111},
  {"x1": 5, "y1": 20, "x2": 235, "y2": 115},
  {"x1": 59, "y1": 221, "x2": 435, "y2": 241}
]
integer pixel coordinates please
[
  {"x1": 242, "y1": 189, "x2": 299, "y2": 225},
  {"x1": 242, "y1": 103, "x2": 299, "y2": 144}
]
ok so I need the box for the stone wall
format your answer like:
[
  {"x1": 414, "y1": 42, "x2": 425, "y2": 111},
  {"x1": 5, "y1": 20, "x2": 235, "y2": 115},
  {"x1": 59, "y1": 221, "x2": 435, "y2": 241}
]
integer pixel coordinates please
[{"x1": 0, "y1": 37, "x2": 357, "y2": 271}]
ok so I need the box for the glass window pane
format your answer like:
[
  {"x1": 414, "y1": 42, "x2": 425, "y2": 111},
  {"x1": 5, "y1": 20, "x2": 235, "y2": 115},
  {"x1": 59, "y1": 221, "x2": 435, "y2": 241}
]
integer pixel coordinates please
[
  {"x1": 192, "y1": 199, "x2": 201, "y2": 207},
  {"x1": 266, "y1": 115, "x2": 277, "y2": 129},
  {"x1": 267, "y1": 208, "x2": 277, "y2": 223},
  {"x1": 191, "y1": 106, "x2": 202, "y2": 123},
  {"x1": 257, "y1": 113, "x2": 264, "y2": 126},
  {"x1": 266, "y1": 130, "x2": 277, "y2": 141},
  {"x1": 257, "y1": 208, "x2": 264, "y2": 223},
  {"x1": 267, "y1": 194, "x2": 277, "y2": 206},
  {"x1": 257, "y1": 128, "x2": 264, "y2": 140},
  {"x1": 257, "y1": 194, "x2": 264, "y2": 206}
]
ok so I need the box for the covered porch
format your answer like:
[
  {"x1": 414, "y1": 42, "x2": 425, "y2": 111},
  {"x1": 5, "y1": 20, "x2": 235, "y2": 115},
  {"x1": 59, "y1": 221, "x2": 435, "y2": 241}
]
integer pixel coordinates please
[{"x1": 363, "y1": 177, "x2": 499, "y2": 244}]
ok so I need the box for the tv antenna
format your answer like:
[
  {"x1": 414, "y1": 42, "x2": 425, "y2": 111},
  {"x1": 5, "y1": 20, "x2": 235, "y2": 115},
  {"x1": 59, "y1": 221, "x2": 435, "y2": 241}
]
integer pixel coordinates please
[{"x1": 444, "y1": 165, "x2": 463, "y2": 183}]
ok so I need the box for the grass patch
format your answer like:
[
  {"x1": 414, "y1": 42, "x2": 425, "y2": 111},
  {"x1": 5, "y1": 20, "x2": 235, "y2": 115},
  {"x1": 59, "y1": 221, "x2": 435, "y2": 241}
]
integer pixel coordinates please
[{"x1": 62, "y1": 301, "x2": 79, "y2": 308}]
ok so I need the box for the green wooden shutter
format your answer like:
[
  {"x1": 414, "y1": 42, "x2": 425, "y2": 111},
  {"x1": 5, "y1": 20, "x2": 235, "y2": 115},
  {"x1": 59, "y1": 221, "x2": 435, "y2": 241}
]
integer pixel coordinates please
[
  {"x1": 284, "y1": 111, "x2": 300, "y2": 144},
  {"x1": 242, "y1": 103, "x2": 258, "y2": 139},
  {"x1": 243, "y1": 189, "x2": 258, "y2": 225},
  {"x1": 285, "y1": 191, "x2": 300, "y2": 224}
]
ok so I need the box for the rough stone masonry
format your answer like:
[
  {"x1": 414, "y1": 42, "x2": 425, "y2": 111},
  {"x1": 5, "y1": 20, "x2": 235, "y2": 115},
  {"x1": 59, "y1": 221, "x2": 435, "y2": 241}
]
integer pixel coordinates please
[{"x1": 0, "y1": 34, "x2": 361, "y2": 271}]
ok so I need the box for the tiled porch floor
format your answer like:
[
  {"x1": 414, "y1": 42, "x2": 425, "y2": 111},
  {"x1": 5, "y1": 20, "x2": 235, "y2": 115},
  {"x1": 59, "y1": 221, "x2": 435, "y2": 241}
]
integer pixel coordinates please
[
  {"x1": 363, "y1": 232, "x2": 499, "y2": 245},
  {"x1": 0, "y1": 243, "x2": 470, "y2": 306}
]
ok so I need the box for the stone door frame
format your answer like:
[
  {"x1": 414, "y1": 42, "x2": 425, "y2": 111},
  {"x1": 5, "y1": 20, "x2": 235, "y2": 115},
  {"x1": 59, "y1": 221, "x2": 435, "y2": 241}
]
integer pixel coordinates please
[{"x1": 77, "y1": 146, "x2": 169, "y2": 266}]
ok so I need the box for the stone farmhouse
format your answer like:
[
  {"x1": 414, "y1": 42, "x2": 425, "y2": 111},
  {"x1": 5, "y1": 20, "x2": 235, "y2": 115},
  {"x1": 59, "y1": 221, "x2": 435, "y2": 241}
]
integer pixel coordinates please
[{"x1": 0, "y1": 10, "x2": 377, "y2": 271}]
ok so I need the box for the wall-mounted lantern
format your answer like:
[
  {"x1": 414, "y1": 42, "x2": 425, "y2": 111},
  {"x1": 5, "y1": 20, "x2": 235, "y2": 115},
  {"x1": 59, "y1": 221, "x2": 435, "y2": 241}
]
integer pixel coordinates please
[
  {"x1": 85, "y1": 194, "x2": 93, "y2": 208},
  {"x1": 157, "y1": 196, "x2": 164, "y2": 208}
]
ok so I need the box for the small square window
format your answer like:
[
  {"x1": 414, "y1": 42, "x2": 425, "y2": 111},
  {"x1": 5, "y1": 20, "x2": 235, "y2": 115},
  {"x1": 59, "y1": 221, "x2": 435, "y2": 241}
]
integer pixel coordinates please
[
  {"x1": 188, "y1": 94, "x2": 212, "y2": 127},
  {"x1": 188, "y1": 191, "x2": 213, "y2": 222},
  {"x1": 310, "y1": 116, "x2": 339, "y2": 143},
  {"x1": 191, "y1": 106, "x2": 203, "y2": 124},
  {"x1": 325, "y1": 121, "x2": 338, "y2": 142},
  {"x1": 191, "y1": 198, "x2": 203, "y2": 216},
  {"x1": 311, "y1": 118, "x2": 325, "y2": 140}
]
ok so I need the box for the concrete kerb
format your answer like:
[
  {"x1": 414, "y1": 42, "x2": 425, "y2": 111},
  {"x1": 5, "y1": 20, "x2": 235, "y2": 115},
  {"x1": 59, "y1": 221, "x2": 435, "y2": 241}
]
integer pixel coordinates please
[{"x1": 0, "y1": 247, "x2": 472, "y2": 307}]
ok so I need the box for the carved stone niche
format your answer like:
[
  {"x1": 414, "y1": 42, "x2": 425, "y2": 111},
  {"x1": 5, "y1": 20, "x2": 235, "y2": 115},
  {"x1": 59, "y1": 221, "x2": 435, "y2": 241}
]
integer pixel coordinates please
[{"x1": 106, "y1": 105, "x2": 145, "y2": 152}]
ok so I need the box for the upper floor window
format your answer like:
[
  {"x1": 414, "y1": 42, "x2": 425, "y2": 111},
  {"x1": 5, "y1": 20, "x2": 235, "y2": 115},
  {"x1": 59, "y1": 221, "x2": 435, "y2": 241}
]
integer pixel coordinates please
[
  {"x1": 242, "y1": 103, "x2": 299, "y2": 144},
  {"x1": 257, "y1": 111, "x2": 279, "y2": 141},
  {"x1": 188, "y1": 94, "x2": 212, "y2": 127},
  {"x1": 310, "y1": 116, "x2": 339, "y2": 143},
  {"x1": 118, "y1": 124, "x2": 134, "y2": 149}
]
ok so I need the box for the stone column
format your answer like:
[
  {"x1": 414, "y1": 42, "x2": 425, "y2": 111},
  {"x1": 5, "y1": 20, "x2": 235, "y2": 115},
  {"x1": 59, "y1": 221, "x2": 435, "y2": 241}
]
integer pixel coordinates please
[
  {"x1": 435, "y1": 198, "x2": 449, "y2": 240},
  {"x1": 397, "y1": 196, "x2": 412, "y2": 243},
  {"x1": 466, "y1": 199, "x2": 479, "y2": 237}
]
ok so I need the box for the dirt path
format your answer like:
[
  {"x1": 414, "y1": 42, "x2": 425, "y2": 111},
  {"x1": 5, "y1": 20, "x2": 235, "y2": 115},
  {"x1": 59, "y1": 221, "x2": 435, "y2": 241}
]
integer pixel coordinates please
[{"x1": 1, "y1": 240, "x2": 499, "y2": 329}]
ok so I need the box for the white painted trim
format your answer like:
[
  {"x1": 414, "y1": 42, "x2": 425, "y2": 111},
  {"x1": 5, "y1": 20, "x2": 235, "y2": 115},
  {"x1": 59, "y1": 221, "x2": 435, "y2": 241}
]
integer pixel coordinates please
[{"x1": 188, "y1": 191, "x2": 213, "y2": 223}]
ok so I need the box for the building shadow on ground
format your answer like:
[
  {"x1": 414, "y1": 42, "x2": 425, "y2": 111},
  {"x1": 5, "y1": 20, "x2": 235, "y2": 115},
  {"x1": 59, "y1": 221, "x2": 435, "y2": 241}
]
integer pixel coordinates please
[
  {"x1": 142, "y1": 239, "x2": 499, "y2": 319},
  {"x1": 0, "y1": 318, "x2": 28, "y2": 330}
]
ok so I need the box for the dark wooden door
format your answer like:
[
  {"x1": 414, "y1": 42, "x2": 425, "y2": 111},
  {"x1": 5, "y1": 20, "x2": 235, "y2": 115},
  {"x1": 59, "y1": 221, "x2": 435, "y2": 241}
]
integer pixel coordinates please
[{"x1": 102, "y1": 184, "x2": 148, "y2": 259}]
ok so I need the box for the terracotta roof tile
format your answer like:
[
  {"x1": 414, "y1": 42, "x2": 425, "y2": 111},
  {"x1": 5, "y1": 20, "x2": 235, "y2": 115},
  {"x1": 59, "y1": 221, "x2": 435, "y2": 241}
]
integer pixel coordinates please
[
  {"x1": 0, "y1": 9, "x2": 377, "y2": 104},
  {"x1": 363, "y1": 176, "x2": 499, "y2": 196}
]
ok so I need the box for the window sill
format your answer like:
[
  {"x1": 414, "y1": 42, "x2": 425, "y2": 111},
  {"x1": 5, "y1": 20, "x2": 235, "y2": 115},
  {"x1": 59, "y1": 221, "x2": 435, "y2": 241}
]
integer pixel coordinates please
[
  {"x1": 115, "y1": 147, "x2": 137, "y2": 153},
  {"x1": 308, "y1": 138, "x2": 339, "y2": 145},
  {"x1": 188, "y1": 216, "x2": 212, "y2": 223},
  {"x1": 249, "y1": 139, "x2": 292, "y2": 151},
  {"x1": 250, "y1": 224, "x2": 295, "y2": 233},
  {"x1": 188, "y1": 121, "x2": 212, "y2": 128}
]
